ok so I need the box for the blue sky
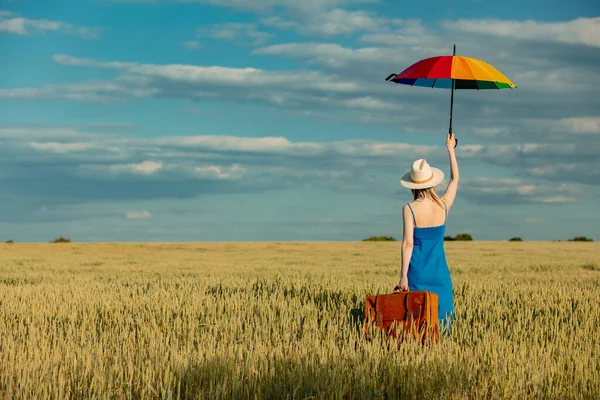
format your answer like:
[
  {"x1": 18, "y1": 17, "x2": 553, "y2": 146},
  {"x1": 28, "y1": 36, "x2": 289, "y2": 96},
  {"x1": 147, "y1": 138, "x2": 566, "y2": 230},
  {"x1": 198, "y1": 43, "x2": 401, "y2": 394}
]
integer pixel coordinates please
[{"x1": 0, "y1": 0, "x2": 599, "y2": 242}]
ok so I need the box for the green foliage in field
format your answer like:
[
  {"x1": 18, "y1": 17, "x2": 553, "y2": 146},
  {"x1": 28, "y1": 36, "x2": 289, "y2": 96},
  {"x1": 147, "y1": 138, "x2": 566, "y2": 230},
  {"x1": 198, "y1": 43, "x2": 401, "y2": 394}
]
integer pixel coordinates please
[
  {"x1": 51, "y1": 236, "x2": 72, "y2": 243},
  {"x1": 0, "y1": 242, "x2": 599, "y2": 399},
  {"x1": 445, "y1": 233, "x2": 473, "y2": 241},
  {"x1": 362, "y1": 236, "x2": 397, "y2": 241},
  {"x1": 5, "y1": 240, "x2": 14, "y2": 244},
  {"x1": 582, "y1": 263, "x2": 599, "y2": 271},
  {"x1": 509, "y1": 237, "x2": 523, "y2": 242},
  {"x1": 569, "y1": 236, "x2": 593, "y2": 242},
  {"x1": 454, "y1": 233, "x2": 473, "y2": 241}
]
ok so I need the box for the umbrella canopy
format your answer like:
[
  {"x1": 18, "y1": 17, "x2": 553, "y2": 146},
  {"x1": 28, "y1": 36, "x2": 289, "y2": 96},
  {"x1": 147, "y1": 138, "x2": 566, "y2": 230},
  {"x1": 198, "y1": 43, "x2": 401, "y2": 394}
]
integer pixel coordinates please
[
  {"x1": 384, "y1": 45, "x2": 516, "y2": 139},
  {"x1": 387, "y1": 55, "x2": 517, "y2": 90}
]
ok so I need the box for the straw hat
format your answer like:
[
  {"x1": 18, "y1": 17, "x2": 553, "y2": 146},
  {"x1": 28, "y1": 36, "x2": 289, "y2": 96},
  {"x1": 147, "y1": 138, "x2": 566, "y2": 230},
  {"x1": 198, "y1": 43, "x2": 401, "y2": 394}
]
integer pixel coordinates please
[{"x1": 400, "y1": 159, "x2": 444, "y2": 189}]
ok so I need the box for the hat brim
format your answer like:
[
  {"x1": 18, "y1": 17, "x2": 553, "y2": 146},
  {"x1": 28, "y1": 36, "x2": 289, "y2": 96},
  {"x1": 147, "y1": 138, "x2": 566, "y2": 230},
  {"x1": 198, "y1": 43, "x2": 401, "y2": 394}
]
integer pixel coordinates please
[{"x1": 400, "y1": 167, "x2": 444, "y2": 189}]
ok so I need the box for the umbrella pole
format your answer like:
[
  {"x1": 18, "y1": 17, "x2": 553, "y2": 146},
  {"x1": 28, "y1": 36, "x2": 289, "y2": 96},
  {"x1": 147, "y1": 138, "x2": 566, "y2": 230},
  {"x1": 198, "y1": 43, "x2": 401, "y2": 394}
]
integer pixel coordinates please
[
  {"x1": 449, "y1": 79, "x2": 455, "y2": 134},
  {"x1": 449, "y1": 44, "x2": 456, "y2": 135}
]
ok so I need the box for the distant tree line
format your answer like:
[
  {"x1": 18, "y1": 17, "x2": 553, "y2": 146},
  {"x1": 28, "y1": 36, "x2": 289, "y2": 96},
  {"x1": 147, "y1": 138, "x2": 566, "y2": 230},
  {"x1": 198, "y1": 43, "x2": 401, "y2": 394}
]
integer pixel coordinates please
[
  {"x1": 362, "y1": 236, "x2": 397, "y2": 242},
  {"x1": 444, "y1": 233, "x2": 473, "y2": 241},
  {"x1": 512, "y1": 236, "x2": 595, "y2": 242},
  {"x1": 51, "y1": 236, "x2": 72, "y2": 243},
  {"x1": 2, "y1": 235, "x2": 595, "y2": 244},
  {"x1": 3, "y1": 237, "x2": 73, "y2": 244},
  {"x1": 568, "y1": 236, "x2": 593, "y2": 242}
]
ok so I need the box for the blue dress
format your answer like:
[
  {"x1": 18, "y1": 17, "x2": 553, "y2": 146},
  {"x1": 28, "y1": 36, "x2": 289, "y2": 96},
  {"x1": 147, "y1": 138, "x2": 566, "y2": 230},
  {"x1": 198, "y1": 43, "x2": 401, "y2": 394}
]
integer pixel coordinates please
[{"x1": 406, "y1": 201, "x2": 455, "y2": 333}]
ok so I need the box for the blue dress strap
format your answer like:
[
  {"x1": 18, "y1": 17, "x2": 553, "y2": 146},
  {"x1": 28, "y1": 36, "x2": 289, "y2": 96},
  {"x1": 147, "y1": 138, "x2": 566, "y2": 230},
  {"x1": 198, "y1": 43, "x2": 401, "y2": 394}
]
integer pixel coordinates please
[{"x1": 406, "y1": 203, "x2": 417, "y2": 227}]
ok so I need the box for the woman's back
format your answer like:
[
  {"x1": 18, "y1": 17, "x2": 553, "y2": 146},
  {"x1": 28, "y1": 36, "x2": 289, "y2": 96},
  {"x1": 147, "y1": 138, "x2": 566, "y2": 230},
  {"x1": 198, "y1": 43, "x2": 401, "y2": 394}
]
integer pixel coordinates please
[{"x1": 407, "y1": 198, "x2": 446, "y2": 228}]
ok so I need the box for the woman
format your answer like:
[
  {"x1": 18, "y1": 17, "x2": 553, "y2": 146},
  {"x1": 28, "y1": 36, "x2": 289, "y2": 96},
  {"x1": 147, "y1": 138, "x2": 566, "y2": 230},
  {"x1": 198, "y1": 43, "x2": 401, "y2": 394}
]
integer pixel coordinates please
[{"x1": 394, "y1": 133, "x2": 459, "y2": 332}]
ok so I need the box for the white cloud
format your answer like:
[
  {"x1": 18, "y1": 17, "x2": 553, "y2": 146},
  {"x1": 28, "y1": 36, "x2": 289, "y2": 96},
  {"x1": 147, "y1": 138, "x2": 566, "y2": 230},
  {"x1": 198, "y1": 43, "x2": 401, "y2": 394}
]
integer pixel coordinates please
[
  {"x1": 262, "y1": 8, "x2": 386, "y2": 36},
  {"x1": 168, "y1": 135, "x2": 297, "y2": 152},
  {"x1": 0, "y1": 54, "x2": 363, "y2": 107},
  {"x1": 516, "y1": 185, "x2": 536, "y2": 194},
  {"x1": 443, "y1": 17, "x2": 600, "y2": 48},
  {"x1": 538, "y1": 196, "x2": 577, "y2": 204},
  {"x1": 469, "y1": 115, "x2": 600, "y2": 144},
  {"x1": 359, "y1": 19, "x2": 434, "y2": 45},
  {"x1": 197, "y1": 23, "x2": 273, "y2": 45},
  {"x1": 459, "y1": 141, "x2": 600, "y2": 185},
  {"x1": 181, "y1": 40, "x2": 202, "y2": 49},
  {"x1": 97, "y1": 161, "x2": 164, "y2": 175},
  {"x1": 253, "y1": 42, "x2": 394, "y2": 68},
  {"x1": 343, "y1": 96, "x2": 397, "y2": 111},
  {"x1": 0, "y1": 16, "x2": 26, "y2": 35},
  {"x1": 124, "y1": 62, "x2": 358, "y2": 93},
  {"x1": 195, "y1": 164, "x2": 245, "y2": 179},
  {"x1": 155, "y1": 135, "x2": 437, "y2": 158},
  {"x1": 4, "y1": 126, "x2": 599, "y2": 189},
  {"x1": 80, "y1": 122, "x2": 135, "y2": 129},
  {"x1": 0, "y1": 12, "x2": 100, "y2": 39},
  {"x1": 112, "y1": 0, "x2": 375, "y2": 12},
  {"x1": 28, "y1": 142, "x2": 91, "y2": 153},
  {"x1": 181, "y1": 0, "x2": 372, "y2": 13},
  {"x1": 129, "y1": 161, "x2": 163, "y2": 174},
  {"x1": 558, "y1": 117, "x2": 600, "y2": 134},
  {"x1": 53, "y1": 54, "x2": 137, "y2": 69},
  {"x1": 0, "y1": 126, "x2": 597, "y2": 211},
  {"x1": 0, "y1": 79, "x2": 159, "y2": 102},
  {"x1": 0, "y1": 127, "x2": 82, "y2": 139},
  {"x1": 460, "y1": 178, "x2": 580, "y2": 205},
  {"x1": 126, "y1": 210, "x2": 152, "y2": 219}
]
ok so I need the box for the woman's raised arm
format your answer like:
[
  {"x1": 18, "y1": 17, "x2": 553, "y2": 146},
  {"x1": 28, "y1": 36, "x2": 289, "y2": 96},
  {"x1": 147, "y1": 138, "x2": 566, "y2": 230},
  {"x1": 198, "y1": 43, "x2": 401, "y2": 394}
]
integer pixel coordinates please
[{"x1": 441, "y1": 133, "x2": 459, "y2": 210}]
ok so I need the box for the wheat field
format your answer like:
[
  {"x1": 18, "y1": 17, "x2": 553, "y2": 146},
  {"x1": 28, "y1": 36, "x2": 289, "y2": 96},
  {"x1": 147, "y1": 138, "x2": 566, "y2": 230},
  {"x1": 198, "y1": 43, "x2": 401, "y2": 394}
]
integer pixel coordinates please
[{"x1": 0, "y1": 241, "x2": 599, "y2": 399}]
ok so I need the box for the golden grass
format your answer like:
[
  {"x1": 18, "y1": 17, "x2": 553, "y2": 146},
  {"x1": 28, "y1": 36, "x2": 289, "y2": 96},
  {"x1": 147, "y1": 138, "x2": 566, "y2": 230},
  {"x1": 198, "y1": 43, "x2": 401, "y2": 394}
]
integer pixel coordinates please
[{"x1": 1, "y1": 241, "x2": 599, "y2": 399}]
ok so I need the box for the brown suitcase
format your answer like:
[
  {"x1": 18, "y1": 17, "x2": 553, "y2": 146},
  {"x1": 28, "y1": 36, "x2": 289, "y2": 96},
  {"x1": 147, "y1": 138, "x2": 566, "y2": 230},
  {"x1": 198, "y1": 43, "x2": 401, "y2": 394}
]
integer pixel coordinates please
[{"x1": 364, "y1": 289, "x2": 440, "y2": 344}]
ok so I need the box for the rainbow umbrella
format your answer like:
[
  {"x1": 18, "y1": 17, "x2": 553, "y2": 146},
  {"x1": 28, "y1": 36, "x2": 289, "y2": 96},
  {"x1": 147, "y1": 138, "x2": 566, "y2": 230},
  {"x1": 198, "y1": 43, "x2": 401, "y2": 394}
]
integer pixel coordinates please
[{"x1": 385, "y1": 45, "x2": 516, "y2": 145}]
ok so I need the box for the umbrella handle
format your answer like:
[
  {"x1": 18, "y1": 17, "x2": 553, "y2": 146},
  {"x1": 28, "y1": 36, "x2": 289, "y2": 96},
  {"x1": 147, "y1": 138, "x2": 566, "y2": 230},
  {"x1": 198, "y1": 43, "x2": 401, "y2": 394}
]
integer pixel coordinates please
[{"x1": 448, "y1": 133, "x2": 458, "y2": 148}]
